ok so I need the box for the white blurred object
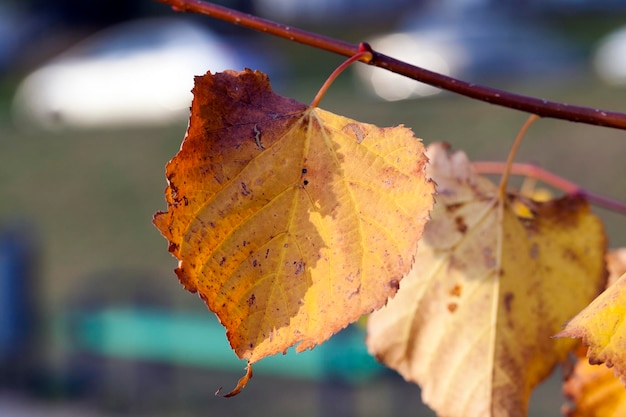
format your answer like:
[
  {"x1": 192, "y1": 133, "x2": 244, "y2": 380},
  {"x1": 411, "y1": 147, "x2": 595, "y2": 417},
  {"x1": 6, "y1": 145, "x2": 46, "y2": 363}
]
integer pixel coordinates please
[
  {"x1": 12, "y1": 18, "x2": 256, "y2": 129},
  {"x1": 354, "y1": 6, "x2": 580, "y2": 101},
  {"x1": 594, "y1": 26, "x2": 626, "y2": 85},
  {"x1": 354, "y1": 33, "x2": 466, "y2": 101}
]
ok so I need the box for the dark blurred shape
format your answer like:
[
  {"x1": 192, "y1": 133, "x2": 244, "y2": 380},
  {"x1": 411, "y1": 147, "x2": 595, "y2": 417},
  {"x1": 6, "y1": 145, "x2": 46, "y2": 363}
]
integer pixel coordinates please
[
  {"x1": 28, "y1": 0, "x2": 141, "y2": 28},
  {"x1": 0, "y1": 3, "x2": 40, "y2": 75},
  {"x1": 253, "y1": 0, "x2": 421, "y2": 23},
  {"x1": 539, "y1": 0, "x2": 626, "y2": 13},
  {"x1": 354, "y1": 3, "x2": 583, "y2": 101},
  {"x1": 11, "y1": 17, "x2": 281, "y2": 130},
  {"x1": 0, "y1": 221, "x2": 39, "y2": 389}
]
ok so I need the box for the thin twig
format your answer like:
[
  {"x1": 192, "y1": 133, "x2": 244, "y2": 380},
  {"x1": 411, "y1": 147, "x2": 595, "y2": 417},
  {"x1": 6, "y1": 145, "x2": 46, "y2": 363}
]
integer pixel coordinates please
[
  {"x1": 154, "y1": 0, "x2": 626, "y2": 131},
  {"x1": 498, "y1": 115, "x2": 540, "y2": 198},
  {"x1": 474, "y1": 161, "x2": 626, "y2": 214}
]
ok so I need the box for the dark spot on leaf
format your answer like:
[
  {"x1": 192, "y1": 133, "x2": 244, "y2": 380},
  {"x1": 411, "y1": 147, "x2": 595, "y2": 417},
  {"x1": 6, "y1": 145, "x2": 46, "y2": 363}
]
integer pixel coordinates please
[
  {"x1": 589, "y1": 357, "x2": 605, "y2": 366},
  {"x1": 389, "y1": 279, "x2": 400, "y2": 291},
  {"x1": 447, "y1": 303, "x2": 458, "y2": 313},
  {"x1": 504, "y1": 292, "x2": 514, "y2": 312},
  {"x1": 449, "y1": 284, "x2": 462, "y2": 297},
  {"x1": 303, "y1": 180, "x2": 309, "y2": 186},
  {"x1": 253, "y1": 259, "x2": 258, "y2": 267},
  {"x1": 265, "y1": 249, "x2": 270, "y2": 259},
  {"x1": 247, "y1": 294, "x2": 256, "y2": 306},
  {"x1": 446, "y1": 203, "x2": 463, "y2": 213},
  {"x1": 241, "y1": 182, "x2": 251, "y2": 196},
  {"x1": 183, "y1": 196, "x2": 189, "y2": 206},
  {"x1": 219, "y1": 257, "x2": 226, "y2": 266},
  {"x1": 302, "y1": 168, "x2": 307, "y2": 174},
  {"x1": 294, "y1": 261, "x2": 304, "y2": 275},
  {"x1": 455, "y1": 216, "x2": 468, "y2": 234}
]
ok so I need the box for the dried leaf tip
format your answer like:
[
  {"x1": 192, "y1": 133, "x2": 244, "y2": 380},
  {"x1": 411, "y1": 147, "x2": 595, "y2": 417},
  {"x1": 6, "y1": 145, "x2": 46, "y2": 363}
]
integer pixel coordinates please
[{"x1": 216, "y1": 363, "x2": 254, "y2": 398}]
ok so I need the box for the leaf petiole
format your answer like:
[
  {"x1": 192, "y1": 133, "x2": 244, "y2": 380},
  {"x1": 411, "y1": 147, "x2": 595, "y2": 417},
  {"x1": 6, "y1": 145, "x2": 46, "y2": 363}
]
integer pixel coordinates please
[
  {"x1": 310, "y1": 43, "x2": 373, "y2": 108},
  {"x1": 498, "y1": 115, "x2": 540, "y2": 199}
]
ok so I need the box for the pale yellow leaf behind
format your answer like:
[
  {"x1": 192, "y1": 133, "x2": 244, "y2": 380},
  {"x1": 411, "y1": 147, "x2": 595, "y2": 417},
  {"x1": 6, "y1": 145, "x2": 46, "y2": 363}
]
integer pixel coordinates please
[{"x1": 367, "y1": 143, "x2": 606, "y2": 417}]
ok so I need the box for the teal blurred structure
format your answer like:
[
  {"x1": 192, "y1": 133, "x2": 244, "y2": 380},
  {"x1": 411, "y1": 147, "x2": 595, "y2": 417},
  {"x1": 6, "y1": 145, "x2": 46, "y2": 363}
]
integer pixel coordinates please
[{"x1": 63, "y1": 307, "x2": 383, "y2": 383}]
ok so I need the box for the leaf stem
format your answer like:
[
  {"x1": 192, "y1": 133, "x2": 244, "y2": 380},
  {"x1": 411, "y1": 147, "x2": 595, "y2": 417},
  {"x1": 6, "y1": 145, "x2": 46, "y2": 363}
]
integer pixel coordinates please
[
  {"x1": 310, "y1": 45, "x2": 373, "y2": 108},
  {"x1": 498, "y1": 115, "x2": 540, "y2": 198},
  {"x1": 474, "y1": 161, "x2": 626, "y2": 214},
  {"x1": 154, "y1": 0, "x2": 626, "y2": 131}
]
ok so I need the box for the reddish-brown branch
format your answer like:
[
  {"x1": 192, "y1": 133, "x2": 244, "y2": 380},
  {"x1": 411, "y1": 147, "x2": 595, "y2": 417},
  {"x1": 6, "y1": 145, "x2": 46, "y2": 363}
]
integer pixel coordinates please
[
  {"x1": 155, "y1": 0, "x2": 626, "y2": 131},
  {"x1": 474, "y1": 161, "x2": 626, "y2": 214}
]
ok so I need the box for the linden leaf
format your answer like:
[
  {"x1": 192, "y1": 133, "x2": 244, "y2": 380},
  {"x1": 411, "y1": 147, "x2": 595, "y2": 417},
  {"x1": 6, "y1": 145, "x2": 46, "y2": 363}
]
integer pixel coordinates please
[
  {"x1": 557, "y1": 267, "x2": 626, "y2": 385},
  {"x1": 563, "y1": 352, "x2": 626, "y2": 417},
  {"x1": 562, "y1": 250, "x2": 626, "y2": 417},
  {"x1": 153, "y1": 69, "x2": 434, "y2": 365},
  {"x1": 367, "y1": 143, "x2": 606, "y2": 417}
]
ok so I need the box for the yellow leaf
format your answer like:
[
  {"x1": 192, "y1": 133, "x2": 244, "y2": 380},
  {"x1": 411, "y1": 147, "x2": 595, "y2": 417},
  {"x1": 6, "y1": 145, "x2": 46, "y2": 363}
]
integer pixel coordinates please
[
  {"x1": 557, "y1": 273, "x2": 626, "y2": 385},
  {"x1": 562, "y1": 250, "x2": 626, "y2": 417},
  {"x1": 153, "y1": 69, "x2": 434, "y2": 365},
  {"x1": 563, "y1": 348, "x2": 626, "y2": 417},
  {"x1": 367, "y1": 143, "x2": 606, "y2": 417}
]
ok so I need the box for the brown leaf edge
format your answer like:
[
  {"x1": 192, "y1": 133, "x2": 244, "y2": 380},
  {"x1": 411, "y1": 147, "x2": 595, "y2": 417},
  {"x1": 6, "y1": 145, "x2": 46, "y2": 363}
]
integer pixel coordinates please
[{"x1": 215, "y1": 363, "x2": 254, "y2": 397}]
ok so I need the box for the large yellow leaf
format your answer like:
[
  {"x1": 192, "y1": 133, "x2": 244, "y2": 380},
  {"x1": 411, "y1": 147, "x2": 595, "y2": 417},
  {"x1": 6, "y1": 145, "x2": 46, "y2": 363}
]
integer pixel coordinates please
[
  {"x1": 153, "y1": 69, "x2": 434, "y2": 364},
  {"x1": 367, "y1": 143, "x2": 606, "y2": 417}
]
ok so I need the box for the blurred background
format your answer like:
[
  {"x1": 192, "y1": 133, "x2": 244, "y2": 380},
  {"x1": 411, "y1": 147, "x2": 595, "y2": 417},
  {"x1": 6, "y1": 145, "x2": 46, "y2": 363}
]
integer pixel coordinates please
[{"x1": 2, "y1": 0, "x2": 626, "y2": 415}]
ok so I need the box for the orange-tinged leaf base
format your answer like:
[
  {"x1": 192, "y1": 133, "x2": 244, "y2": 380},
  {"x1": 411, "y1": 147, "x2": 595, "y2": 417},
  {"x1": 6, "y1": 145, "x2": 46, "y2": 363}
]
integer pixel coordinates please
[
  {"x1": 154, "y1": 69, "x2": 434, "y2": 366},
  {"x1": 367, "y1": 143, "x2": 606, "y2": 417},
  {"x1": 564, "y1": 347, "x2": 626, "y2": 417}
]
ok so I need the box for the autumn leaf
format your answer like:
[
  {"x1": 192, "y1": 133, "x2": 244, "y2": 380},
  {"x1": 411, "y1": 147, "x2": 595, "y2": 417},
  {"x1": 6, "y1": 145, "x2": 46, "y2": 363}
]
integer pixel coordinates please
[
  {"x1": 153, "y1": 69, "x2": 434, "y2": 366},
  {"x1": 558, "y1": 249, "x2": 626, "y2": 388},
  {"x1": 367, "y1": 143, "x2": 606, "y2": 417},
  {"x1": 562, "y1": 250, "x2": 626, "y2": 417},
  {"x1": 563, "y1": 351, "x2": 626, "y2": 417}
]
